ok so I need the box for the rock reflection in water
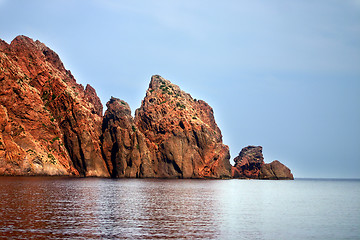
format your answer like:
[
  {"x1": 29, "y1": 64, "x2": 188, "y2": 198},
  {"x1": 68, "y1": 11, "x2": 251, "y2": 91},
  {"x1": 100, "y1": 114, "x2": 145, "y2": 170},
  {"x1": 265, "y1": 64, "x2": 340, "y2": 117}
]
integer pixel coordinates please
[
  {"x1": 0, "y1": 178, "x2": 222, "y2": 239},
  {"x1": 1, "y1": 177, "x2": 359, "y2": 239}
]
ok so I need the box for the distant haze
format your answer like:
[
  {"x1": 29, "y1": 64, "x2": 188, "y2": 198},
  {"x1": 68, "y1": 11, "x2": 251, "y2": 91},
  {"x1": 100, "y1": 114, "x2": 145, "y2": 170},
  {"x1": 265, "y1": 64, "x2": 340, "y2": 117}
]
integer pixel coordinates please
[{"x1": 0, "y1": 0, "x2": 359, "y2": 178}]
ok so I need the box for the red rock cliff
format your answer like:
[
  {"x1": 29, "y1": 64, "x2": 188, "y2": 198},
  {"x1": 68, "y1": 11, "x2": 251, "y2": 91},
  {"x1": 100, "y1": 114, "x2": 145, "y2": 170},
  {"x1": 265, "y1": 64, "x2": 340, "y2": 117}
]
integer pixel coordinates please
[
  {"x1": 134, "y1": 75, "x2": 232, "y2": 178},
  {"x1": 101, "y1": 97, "x2": 155, "y2": 177},
  {"x1": 102, "y1": 76, "x2": 232, "y2": 178},
  {"x1": 0, "y1": 36, "x2": 109, "y2": 176},
  {"x1": 1, "y1": 36, "x2": 293, "y2": 179}
]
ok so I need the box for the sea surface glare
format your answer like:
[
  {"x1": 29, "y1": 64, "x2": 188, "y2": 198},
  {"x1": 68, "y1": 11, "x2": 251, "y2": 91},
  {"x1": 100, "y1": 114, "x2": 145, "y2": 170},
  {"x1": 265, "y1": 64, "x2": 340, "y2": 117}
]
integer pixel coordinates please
[{"x1": 0, "y1": 177, "x2": 359, "y2": 239}]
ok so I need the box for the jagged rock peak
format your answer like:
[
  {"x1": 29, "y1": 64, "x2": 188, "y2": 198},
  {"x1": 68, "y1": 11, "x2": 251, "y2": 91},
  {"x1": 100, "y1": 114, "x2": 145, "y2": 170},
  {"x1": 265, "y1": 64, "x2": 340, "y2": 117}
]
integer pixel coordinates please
[
  {"x1": 107, "y1": 96, "x2": 131, "y2": 111},
  {"x1": 101, "y1": 96, "x2": 152, "y2": 178},
  {"x1": 102, "y1": 97, "x2": 133, "y2": 130},
  {"x1": 148, "y1": 75, "x2": 191, "y2": 99},
  {"x1": 9, "y1": 35, "x2": 67, "y2": 73},
  {"x1": 0, "y1": 35, "x2": 109, "y2": 177},
  {"x1": 133, "y1": 75, "x2": 232, "y2": 178},
  {"x1": 137, "y1": 75, "x2": 222, "y2": 140},
  {"x1": 85, "y1": 84, "x2": 103, "y2": 116},
  {"x1": 235, "y1": 145, "x2": 264, "y2": 165},
  {"x1": 103, "y1": 75, "x2": 233, "y2": 179}
]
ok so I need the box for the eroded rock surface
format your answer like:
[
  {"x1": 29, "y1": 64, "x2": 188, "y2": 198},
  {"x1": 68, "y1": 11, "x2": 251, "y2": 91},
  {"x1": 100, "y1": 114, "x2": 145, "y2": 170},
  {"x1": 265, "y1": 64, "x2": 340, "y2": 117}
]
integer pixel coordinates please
[
  {"x1": 259, "y1": 160, "x2": 294, "y2": 180},
  {"x1": 135, "y1": 75, "x2": 232, "y2": 178},
  {"x1": 232, "y1": 145, "x2": 293, "y2": 179},
  {"x1": 1, "y1": 35, "x2": 293, "y2": 179},
  {"x1": 232, "y1": 146, "x2": 264, "y2": 178},
  {"x1": 101, "y1": 97, "x2": 155, "y2": 178},
  {"x1": 0, "y1": 36, "x2": 109, "y2": 176},
  {"x1": 102, "y1": 75, "x2": 232, "y2": 178}
]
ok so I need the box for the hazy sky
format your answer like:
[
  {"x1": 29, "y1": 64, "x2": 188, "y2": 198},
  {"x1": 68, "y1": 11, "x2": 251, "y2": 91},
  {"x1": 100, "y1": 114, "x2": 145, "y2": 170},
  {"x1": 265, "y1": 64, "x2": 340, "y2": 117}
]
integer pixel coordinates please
[{"x1": 1, "y1": 0, "x2": 359, "y2": 178}]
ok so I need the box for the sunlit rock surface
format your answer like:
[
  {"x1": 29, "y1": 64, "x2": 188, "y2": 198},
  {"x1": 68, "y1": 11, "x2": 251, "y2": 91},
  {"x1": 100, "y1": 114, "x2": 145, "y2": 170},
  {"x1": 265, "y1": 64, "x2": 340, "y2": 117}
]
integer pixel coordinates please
[{"x1": 0, "y1": 36, "x2": 108, "y2": 176}]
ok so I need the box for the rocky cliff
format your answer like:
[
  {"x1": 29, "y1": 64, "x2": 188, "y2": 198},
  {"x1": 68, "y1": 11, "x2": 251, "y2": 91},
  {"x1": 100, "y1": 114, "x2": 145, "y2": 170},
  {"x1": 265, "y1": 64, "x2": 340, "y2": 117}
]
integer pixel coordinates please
[
  {"x1": 102, "y1": 76, "x2": 232, "y2": 178},
  {"x1": 0, "y1": 36, "x2": 108, "y2": 176},
  {"x1": 232, "y1": 146, "x2": 294, "y2": 179},
  {"x1": 0, "y1": 35, "x2": 293, "y2": 179},
  {"x1": 136, "y1": 76, "x2": 232, "y2": 178},
  {"x1": 0, "y1": 36, "x2": 232, "y2": 178},
  {"x1": 101, "y1": 97, "x2": 155, "y2": 178}
]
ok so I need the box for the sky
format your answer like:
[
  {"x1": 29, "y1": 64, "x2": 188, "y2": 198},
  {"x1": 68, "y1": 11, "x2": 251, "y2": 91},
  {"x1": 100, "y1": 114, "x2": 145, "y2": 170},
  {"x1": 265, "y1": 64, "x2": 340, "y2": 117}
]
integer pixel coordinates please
[{"x1": 0, "y1": 0, "x2": 359, "y2": 178}]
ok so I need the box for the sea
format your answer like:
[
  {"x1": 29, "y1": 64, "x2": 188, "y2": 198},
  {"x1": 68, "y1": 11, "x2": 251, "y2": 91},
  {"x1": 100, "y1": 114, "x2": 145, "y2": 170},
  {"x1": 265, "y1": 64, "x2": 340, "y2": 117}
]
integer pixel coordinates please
[{"x1": 0, "y1": 177, "x2": 359, "y2": 240}]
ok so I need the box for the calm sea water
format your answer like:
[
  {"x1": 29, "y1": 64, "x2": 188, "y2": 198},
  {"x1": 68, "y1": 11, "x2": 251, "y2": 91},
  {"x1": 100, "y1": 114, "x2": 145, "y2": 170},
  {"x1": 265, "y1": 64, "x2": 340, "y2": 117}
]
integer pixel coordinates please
[{"x1": 0, "y1": 177, "x2": 359, "y2": 240}]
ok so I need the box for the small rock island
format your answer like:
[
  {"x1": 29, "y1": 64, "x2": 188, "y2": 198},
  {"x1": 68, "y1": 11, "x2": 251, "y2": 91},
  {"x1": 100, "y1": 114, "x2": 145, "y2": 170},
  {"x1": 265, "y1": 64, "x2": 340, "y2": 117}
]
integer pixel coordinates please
[
  {"x1": 232, "y1": 146, "x2": 294, "y2": 180},
  {"x1": 0, "y1": 35, "x2": 293, "y2": 179}
]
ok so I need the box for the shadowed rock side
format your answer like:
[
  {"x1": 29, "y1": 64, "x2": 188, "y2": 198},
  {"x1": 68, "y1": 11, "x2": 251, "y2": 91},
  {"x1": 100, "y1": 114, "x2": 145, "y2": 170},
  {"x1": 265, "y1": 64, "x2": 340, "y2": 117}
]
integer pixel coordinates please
[
  {"x1": 132, "y1": 75, "x2": 232, "y2": 178},
  {"x1": 0, "y1": 36, "x2": 109, "y2": 177},
  {"x1": 101, "y1": 97, "x2": 155, "y2": 178},
  {"x1": 232, "y1": 145, "x2": 294, "y2": 179}
]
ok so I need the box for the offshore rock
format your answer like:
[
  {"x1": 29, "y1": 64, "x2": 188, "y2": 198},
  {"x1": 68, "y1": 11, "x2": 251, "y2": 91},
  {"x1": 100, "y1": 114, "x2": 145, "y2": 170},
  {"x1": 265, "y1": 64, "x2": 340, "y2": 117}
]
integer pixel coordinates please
[
  {"x1": 232, "y1": 146, "x2": 263, "y2": 178},
  {"x1": 0, "y1": 36, "x2": 109, "y2": 177},
  {"x1": 259, "y1": 160, "x2": 294, "y2": 180},
  {"x1": 232, "y1": 145, "x2": 293, "y2": 180},
  {"x1": 133, "y1": 75, "x2": 232, "y2": 178}
]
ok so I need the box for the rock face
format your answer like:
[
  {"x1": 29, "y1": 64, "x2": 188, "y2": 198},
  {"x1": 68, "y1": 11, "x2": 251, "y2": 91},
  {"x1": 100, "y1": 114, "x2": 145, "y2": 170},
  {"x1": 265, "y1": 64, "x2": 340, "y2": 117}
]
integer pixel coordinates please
[
  {"x1": 259, "y1": 160, "x2": 294, "y2": 180},
  {"x1": 232, "y1": 146, "x2": 264, "y2": 179},
  {"x1": 232, "y1": 145, "x2": 294, "y2": 180},
  {"x1": 101, "y1": 97, "x2": 155, "y2": 178},
  {"x1": 102, "y1": 76, "x2": 232, "y2": 178},
  {"x1": 1, "y1": 35, "x2": 293, "y2": 179},
  {"x1": 0, "y1": 36, "x2": 109, "y2": 176},
  {"x1": 0, "y1": 36, "x2": 231, "y2": 178}
]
